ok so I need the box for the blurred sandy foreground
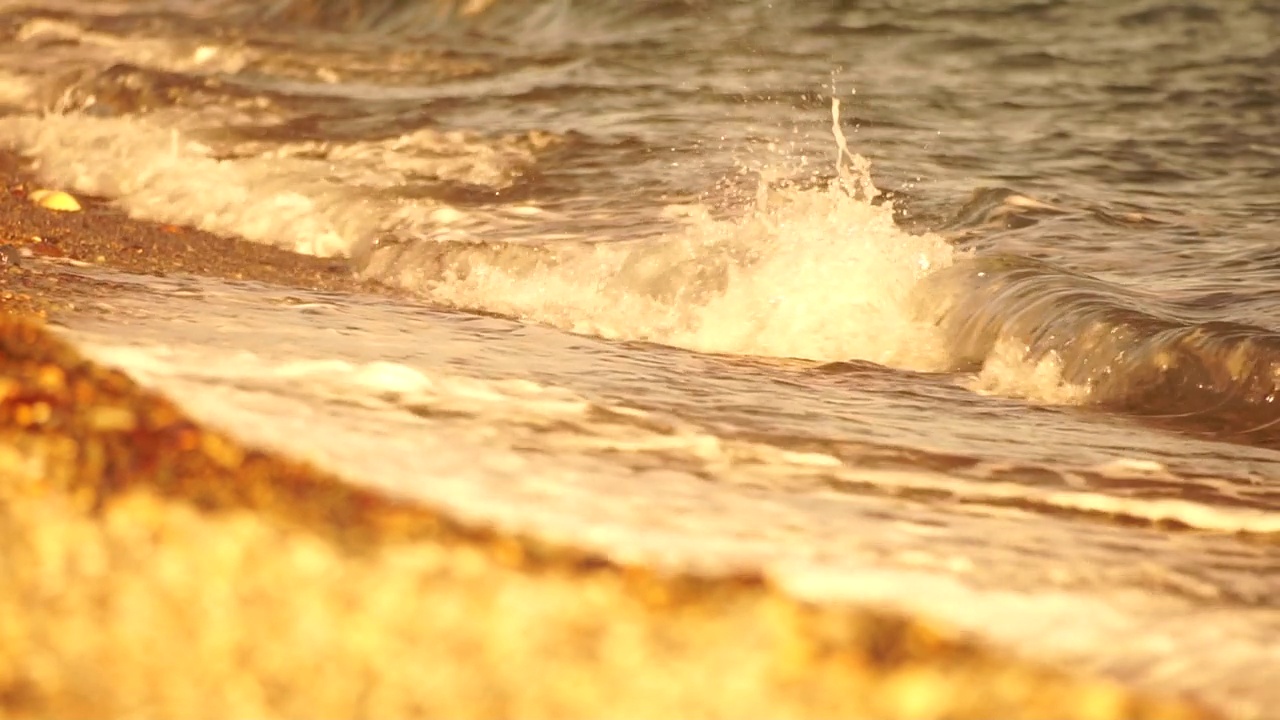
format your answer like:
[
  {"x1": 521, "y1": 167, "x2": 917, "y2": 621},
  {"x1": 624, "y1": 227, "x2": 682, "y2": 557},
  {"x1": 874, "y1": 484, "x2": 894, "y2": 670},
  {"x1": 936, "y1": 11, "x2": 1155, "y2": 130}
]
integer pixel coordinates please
[{"x1": 0, "y1": 314, "x2": 1213, "y2": 720}]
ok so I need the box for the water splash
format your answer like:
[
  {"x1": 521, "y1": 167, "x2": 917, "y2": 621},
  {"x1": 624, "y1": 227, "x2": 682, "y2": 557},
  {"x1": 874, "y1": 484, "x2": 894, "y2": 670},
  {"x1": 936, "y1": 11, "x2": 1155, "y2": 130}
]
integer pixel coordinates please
[{"x1": 360, "y1": 98, "x2": 955, "y2": 365}]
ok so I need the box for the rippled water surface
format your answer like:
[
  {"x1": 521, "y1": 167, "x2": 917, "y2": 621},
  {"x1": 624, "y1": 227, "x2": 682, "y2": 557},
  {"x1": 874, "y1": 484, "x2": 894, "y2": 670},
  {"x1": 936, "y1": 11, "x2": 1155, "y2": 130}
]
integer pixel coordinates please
[{"x1": 1, "y1": 1, "x2": 1277, "y2": 716}]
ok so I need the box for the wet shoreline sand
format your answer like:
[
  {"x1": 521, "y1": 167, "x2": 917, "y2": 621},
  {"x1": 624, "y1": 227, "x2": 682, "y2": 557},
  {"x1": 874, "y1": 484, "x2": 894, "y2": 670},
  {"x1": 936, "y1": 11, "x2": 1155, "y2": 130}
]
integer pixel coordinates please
[
  {"x1": 0, "y1": 150, "x2": 392, "y2": 318},
  {"x1": 0, "y1": 149, "x2": 1216, "y2": 719}
]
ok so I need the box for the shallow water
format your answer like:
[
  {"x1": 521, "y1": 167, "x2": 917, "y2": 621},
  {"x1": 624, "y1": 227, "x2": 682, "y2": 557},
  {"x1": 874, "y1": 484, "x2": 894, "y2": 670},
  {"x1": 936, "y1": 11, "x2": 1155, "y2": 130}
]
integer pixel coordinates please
[{"x1": 1, "y1": 1, "x2": 1277, "y2": 716}]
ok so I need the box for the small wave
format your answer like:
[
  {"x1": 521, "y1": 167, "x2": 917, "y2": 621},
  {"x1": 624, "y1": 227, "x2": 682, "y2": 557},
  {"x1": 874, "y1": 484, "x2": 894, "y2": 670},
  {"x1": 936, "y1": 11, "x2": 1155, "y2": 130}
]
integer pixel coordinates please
[
  {"x1": 9, "y1": 13, "x2": 493, "y2": 106},
  {"x1": 914, "y1": 253, "x2": 1280, "y2": 444},
  {"x1": 42, "y1": 62, "x2": 270, "y2": 117},
  {"x1": 231, "y1": 0, "x2": 700, "y2": 47}
]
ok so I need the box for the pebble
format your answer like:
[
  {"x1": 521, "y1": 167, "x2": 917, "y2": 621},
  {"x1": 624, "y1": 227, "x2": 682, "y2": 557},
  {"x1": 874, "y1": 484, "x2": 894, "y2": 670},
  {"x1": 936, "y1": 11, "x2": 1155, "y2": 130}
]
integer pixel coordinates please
[
  {"x1": 29, "y1": 189, "x2": 82, "y2": 212},
  {"x1": 0, "y1": 245, "x2": 20, "y2": 267}
]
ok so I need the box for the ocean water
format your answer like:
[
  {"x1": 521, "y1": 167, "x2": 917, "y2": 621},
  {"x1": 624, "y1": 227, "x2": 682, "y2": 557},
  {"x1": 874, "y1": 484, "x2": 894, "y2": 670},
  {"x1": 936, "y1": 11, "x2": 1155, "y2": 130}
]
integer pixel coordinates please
[{"x1": 1, "y1": 0, "x2": 1278, "y2": 715}]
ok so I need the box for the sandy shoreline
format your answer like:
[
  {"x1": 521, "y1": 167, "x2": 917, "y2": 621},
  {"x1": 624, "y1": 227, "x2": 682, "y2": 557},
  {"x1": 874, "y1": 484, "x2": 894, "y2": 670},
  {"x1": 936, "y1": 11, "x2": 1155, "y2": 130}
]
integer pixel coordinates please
[
  {"x1": 0, "y1": 150, "x2": 394, "y2": 317},
  {"x1": 0, "y1": 149, "x2": 1217, "y2": 719}
]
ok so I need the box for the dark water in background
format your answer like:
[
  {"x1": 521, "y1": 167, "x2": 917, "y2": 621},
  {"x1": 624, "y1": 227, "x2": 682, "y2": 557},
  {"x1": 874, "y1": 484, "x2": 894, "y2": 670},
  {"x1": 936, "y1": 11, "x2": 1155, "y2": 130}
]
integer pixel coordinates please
[{"x1": 0, "y1": 0, "x2": 1278, "y2": 715}]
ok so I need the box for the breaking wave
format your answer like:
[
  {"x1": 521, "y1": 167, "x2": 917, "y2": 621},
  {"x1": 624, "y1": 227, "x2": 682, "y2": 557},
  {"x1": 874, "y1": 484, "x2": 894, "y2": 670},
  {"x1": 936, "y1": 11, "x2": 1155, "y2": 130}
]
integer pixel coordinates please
[{"x1": 913, "y1": 253, "x2": 1280, "y2": 443}]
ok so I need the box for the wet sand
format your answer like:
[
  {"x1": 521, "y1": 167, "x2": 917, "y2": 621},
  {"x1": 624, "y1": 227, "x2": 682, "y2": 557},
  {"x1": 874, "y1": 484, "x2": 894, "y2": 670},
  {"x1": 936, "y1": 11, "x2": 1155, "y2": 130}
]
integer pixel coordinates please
[
  {"x1": 0, "y1": 149, "x2": 1217, "y2": 719},
  {"x1": 0, "y1": 150, "x2": 387, "y2": 318}
]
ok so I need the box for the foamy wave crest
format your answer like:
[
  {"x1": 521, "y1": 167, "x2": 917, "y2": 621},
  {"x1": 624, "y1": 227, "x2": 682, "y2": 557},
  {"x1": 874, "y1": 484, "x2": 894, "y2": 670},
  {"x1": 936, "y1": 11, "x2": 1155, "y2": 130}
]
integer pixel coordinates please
[
  {"x1": 0, "y1": 114, "x2": 375, "y2": 255},
  {"x1": 358, "y1": 166, "x2": 955, "y2": 365},
  {"x1": 355, "y1": 100, "x2": 953, "y2": 364}
]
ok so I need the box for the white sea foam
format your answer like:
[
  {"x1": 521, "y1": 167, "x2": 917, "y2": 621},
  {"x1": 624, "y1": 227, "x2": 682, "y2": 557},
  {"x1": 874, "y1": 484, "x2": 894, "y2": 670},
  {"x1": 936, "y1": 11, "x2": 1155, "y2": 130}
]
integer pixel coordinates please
[
  {"x1": 362, "y1": 178, "x2": 955, "y2": 366},
  {"x1": 965, "y1": 338, "x2": 1091, "y2": 405},
  {"x1": 0, "y1": 113, "x2": 551, "y2": 257}
]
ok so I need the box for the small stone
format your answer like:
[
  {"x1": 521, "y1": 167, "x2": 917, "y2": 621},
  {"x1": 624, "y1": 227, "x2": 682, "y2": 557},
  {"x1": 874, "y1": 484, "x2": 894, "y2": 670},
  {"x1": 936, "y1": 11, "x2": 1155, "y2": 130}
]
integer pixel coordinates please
[
  {"x1": 200, "y1": 432, "x2": 245, "y2": 469},
  {"x1": 29, "y1": 189, "x2": 82, "y2": 212},
  {"x1": 36, "y1": 365, "x2": 66, "y2": 392},
  {"x1": 0, "y1": 245, "x2": 20, "y2": 267},
  {"x1": 87, "y1": 406, "x2": 137, "y2": 432},
  {"x1": 14, "y1": 401, "x2": 52, "y2": 426}
]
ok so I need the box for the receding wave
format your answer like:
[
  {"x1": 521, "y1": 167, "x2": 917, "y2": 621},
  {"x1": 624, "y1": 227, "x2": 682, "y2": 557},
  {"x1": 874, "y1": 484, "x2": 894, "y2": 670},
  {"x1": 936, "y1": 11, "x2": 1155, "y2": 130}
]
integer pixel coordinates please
[{"x1": 914, "y1": 253, "x2": 1280, "y2": 445}]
